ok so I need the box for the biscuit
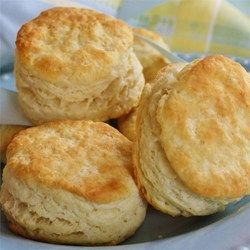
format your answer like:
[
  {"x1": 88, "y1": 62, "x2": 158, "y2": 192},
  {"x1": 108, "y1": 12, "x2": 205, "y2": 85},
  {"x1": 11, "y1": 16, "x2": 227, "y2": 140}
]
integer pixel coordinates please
[
  {"x1": 0, "y1": 125, "x2": 28, "y2": 163},
  {"x1": 157, "y1": 55, "x2": 250, "y2": 198},
  {"x1": 117, "y1": 109, "x2": 138, "y2": 142},
  {"x1": 133, "y1": 56, "x2": 249, "y2": 216},
  {"x1": 118, "y1": 63, "x2": 187, "y2": 141},
  {"x1": 118, "y1": 29, "x2": 172, "y2": 141},
  {"x1": 133, "y1": 28, "x2": 170, "y2": 82},
  {"x1": 0, "y1": 120, "x2": 146, "y2": 245},
  {"x1": 15, "y1": 8, "x2": 144, "y2": 124}
]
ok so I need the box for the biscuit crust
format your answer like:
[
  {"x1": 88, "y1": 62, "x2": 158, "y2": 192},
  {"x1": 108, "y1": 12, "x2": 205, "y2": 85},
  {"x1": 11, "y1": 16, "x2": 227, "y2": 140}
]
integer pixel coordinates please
[
  {"x1": 117, "y1": 109, "x2": 137, "y2": 142},
  {"x1": 6, "y1": 120, "x2": 134, "y2": 203},
  {"x1": 15, "y1": 8, "x2": 144, "y2": 124},
  {"x1": 157, "y1": 55, "x2": 250, "y2": 198},
  {"x1": 133, "y1": 65, "x2": 228, "y2": 216},
  {"x1": 1, "y1": 120, "x2": 146, "y2": 245},
  {"x1": 0, "y1": 125, "x2": 28, "y2": 163},
  {"x1": 16, "y1": 7, "x2": 132, "y2": 83}
]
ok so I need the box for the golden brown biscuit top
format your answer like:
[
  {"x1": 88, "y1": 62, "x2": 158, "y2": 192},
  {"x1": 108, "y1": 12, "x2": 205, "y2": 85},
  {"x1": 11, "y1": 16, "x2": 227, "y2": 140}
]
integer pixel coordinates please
[
  {"x1": 16, "y1": 7, "x2": 133, "y2": 84},
  {"x1": 157, "y1": 55, "x2": 250, "y2": 199},
  {"x1": 6, "y1": 120, "x2": 135, "y2": 204}
]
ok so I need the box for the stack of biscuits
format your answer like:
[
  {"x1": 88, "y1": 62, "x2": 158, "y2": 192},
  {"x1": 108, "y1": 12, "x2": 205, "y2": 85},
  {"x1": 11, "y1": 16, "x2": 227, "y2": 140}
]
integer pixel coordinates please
[{"x1": 0, "y1": 7, "x2": 249, "y2": 246}]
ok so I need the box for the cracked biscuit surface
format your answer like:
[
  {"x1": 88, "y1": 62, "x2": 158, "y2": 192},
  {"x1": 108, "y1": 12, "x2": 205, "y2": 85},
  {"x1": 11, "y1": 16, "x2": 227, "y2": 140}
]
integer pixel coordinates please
[
  {"x1": 15, "y1": 7, "x2": 144, "y2": 124},
  {"x1": 0, "y1": 120, "x2": 146, "y2": 245}
]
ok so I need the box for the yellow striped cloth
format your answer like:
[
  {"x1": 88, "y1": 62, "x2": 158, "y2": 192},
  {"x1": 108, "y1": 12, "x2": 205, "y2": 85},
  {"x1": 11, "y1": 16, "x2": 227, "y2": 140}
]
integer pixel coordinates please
[{"x1": 128, "y1": 0, "x2": 250, "y2": 57}]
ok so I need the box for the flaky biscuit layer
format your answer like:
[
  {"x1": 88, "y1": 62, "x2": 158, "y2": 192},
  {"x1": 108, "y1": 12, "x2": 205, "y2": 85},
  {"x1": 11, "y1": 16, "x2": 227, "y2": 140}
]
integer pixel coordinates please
[
  {"x1": 1, "y1": 120, "x2": 146, "y2": 245},
  {"x1": 15, "y1": 8, "x2": 144, "y2": 124}
]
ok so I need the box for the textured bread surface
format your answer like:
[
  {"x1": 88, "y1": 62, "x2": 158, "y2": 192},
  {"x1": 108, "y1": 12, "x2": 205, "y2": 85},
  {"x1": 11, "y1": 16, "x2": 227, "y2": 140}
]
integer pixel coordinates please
[
  {"x1": 0, "y1": 120, "x2": 146, "y2": 245},
  {"x1": 118, "y1": 63, "x2": 186, "y2": 141},
  {"x1": 134, "y1": 65, "x2": 229, "y2": 216},
  {"x1": 0, "y1": 125, "x2": 28, "y2": 163},
  {"x1": 117, "y1": 109, "x2": 137, "y2": 142},
  {"x1": 15, "y1": 7, "x2": 144, "y2": 124},
  {"x1": 157, "y1": 55, "x2": 250, "y2": 198},
  {"x1": 118, "y1": 28, "x2": 171, "y2": 140}
]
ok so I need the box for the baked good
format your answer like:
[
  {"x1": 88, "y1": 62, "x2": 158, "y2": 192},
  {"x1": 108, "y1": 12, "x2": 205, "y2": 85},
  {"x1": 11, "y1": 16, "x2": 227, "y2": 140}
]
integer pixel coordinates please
[
  {"x1": 133, "y1": 28, "x2": 170, "y2": 83},
  {"x1": 117, "y1": 108, "x2": 138, "y2": 142},
  {"x1": 133, "y1": 55, "x2": 250, "y2": 216},
  {"x1": 118, "y1": 28, "x2": 170, "y2": 141},
  {"x1": 0, "y1": 120, "x2": 146, "y2": 245},
  {"x1": 118, "y1": 63, "x2": 186, "y2": 141},
  {"x1": 15, "y1": 7, "x2": 144, "y2": 125},
  {"x1": 0, "y1": 125, "x2": 28, "y2": 163}
]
